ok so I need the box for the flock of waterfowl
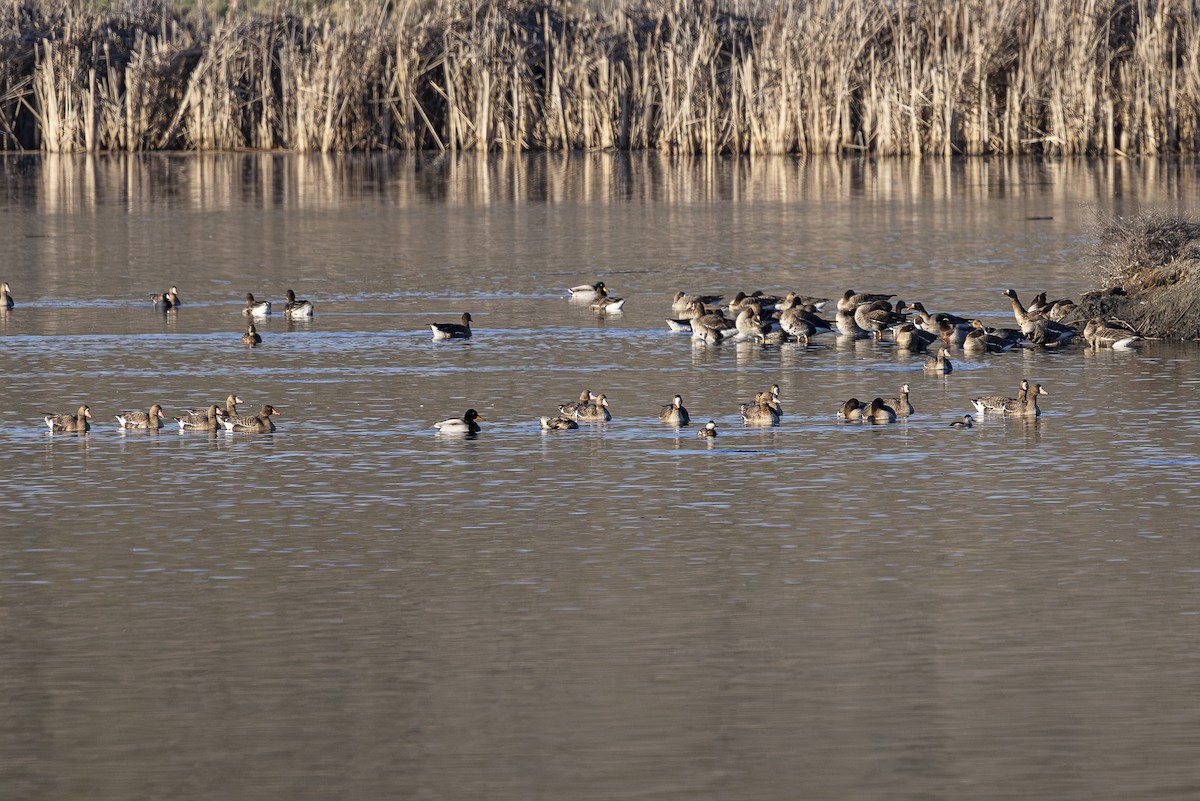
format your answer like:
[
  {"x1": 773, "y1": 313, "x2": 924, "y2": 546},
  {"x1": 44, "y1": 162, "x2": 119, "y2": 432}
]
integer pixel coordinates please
[{"x1": 9, "y1": 276, "x2": 1143, "y2": 438}]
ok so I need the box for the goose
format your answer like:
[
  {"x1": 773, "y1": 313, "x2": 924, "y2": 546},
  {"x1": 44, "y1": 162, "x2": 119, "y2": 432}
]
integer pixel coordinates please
[
  {"x1": 854, "y1": 300, "x2": 907, "y2": 339},
  {"x1": 729, "y1": 290, "x2": 783, "y2": 313},
  {"x1": 1083, "y1": 318, "x2": 1141, "y2": 349},
  {"x1": 1, "y1": 281, "x2": 13, "y2": 309},
  {"x1": 741, "y1": 398, "x2": 781, "y2": 425},
  {"x1": 938, "y1": 317, "x2": 972, "y2": 347},
  {"x1": 838, "y1": 289, "x2": 895, "y2": 312},
  {"x1": 223, "y1": 404, "x2": 281, "y2": 433},
  {"x1": 589, "y1": 286, "x2": 627, "y2": 314},
  {"x1": 949, "y1": 414, "x2": 974, "y2": 429},
  {"x1": 972, "y1": 379, "x2": 1028, "y2": 414},
  {"x1": 740, "y1": 386, "x2": 782, "y2": 419},
  {"x1": 429, "y1": 312, "x2": 472, "y2": 340},
  {"x1": 223, "y1": 394, "x2": 244, "y2": 417},
  {"x1": 150, "y1": 290, "x2": 174, "y2": 311},
  {"x1": 568, "y1": 281, "x2": 606, "y2": 302},
  {"x1": 734, "y1": 305, "x2": 773, "y2": 339},
  {"x1": 241, "y1": 323, "x2": 262, "y2": 345},
  {"x1": 837, "y1": 398, "x2": 866, "y2": 420},
  {"x1": 283, "y1": 289, "x2": 314, "y2": 318},
  {"x1": 1017, "y1": 383, "x2": 1049, "y2": 417},
  {"x1": 894, "y1": 323, "x2": 937, "y2": 352},
  {"x1": 963, "y1": 323, "x2": 1015, "y2": 354},
  {"x1": 175, "y1": 404, "x2": 227, "y2": 431},
  {"x1": 689, "y1": 303, "x2": 738, "y2": 341},
  {"x1": 115, "y1": 404, "x2": 165, "y2": 430},
  {"x1": 672, "y1": 291, "x2": 722, "y2": 311},
  {"x1": 779, "y1": 301, "x2": 834, "y2": 342},
  {"x1": 242, "y1": 292, "x2": 271, "y2": 316},
  {"x1": 697, "y1": 420, "x2": 718, "y2": 438},
  {"x1": 44, "y1": 404, "x2": 91, "y2": 433},
  {"x1": 659, "y1": 394, "x2": 690, "y2": 425},
  {"x1": 665, "y1": 318, "x2": 693, "y2": 333},
  {"x1": 863, "y1": 397, "x2": 897, "y2": 423},
  {"x1": 539, "y1": 415, "x2": 579, "y2": 430},
  {"x1": 559, "y1": 390, "x2": 596, "y2": 417},
  {"x1": 880, "y1": 384, "x2": 914, "y2": 417},
  {"x1": 834, "y1": 309, "x2": 872, "y2": 338},
  {"x1": 924, "y1": 348, "x2": 953, "y2": 373},
  {"x1": 1003, "y1": 289, "x2": 1075, "y2": 345},
  {"x1": 908, "y1": 302, "x2": 971, "y2": 328},
  {"x1": 575, "y1": 394, "x2": 612, "y2": 421},
  {"x1": 781, "y1": 291, "x2": 831, "y2": 311}
]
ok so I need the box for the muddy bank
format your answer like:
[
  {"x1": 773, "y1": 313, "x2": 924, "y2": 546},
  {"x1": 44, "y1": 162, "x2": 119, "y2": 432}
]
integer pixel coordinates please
[{"x1": 1065, "y1": 214, "x2": 1200, "y2": 340}]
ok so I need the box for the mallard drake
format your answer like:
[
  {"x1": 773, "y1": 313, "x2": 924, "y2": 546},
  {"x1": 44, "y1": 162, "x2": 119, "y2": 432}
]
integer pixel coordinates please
[
  {"x1": 241, "y1": 323, "x2": 262, "y2": 345},
  {"x1": 1, "y1": 281, "x2": 13, "y2": 309},
  {"x1": 659, "y1": 394, "x2": 690, "y2": 425},
  {"x1": 568, "y1": 281, "x2": 606, "y2": 302},
  {"x1": 283, "y1": 289, "x2": 314, "y2": 318},
  {"x1": 150, "y1": 290, "x2": 174, "y2": 311},
  {"x1": 894, "y1": 323, "x2": 937, "y2": 352},
  {"x1": 242, "y1": 292, "x2": 271, "y2": 316},
  {"x1": 949, "y1": 414, "x2": 974, "y2": 429},
  {"x1": 558, "y1": 390, "x2": 596, "y2": 417},
  {"x1": 175, "y1": 404, "x2": 227, "y2": 431},
  {"x1": 44, "y1": 404, "x2": 91, "y2": 433},
  {"x1": 697, "y1": 420, "x2": 718, "y2": 437},
  {"x1": 575, "y1": 395, "x2": 612, "y2": 421},
  {"x1": 836, "y1": 398, "x2": 865, "y2": 420},
  {"x1": 540, "y1": 415, "x2": 579, "y2": 430},
  {"x1": 223, "y1": 404, "x2": 281, "y2": 433},
  {"x1": 864, "y1": 397, "x2": 897, "y2": 423},
  {"x1": 972, "y1": 379, "x2": 1028, "y2": 414},
  {"x1": 1083, "y1": 318, "x2": 1141, "y2": 349},
  {"x1": 588, "y1": 286, "x2": 627, "y2": 314},
  {"x1": 433, "y1": 408, "x2": 482, "y2": 434},
  {"x1": 115, "y1": 404, "x2": 165, "y2": 430},
  {"x1": 881, "y1": 384, "x2": 914, "y2": 417},
  {"x1": 924, "y1": 348, "x2": 953, "y2": 373},
  {"x1": 672, "y1": 291, "x2": 722, "y2": 311},
  {"x1": 838, "y1": 289, "x2": 895, "y2": 312},
  {"x1": 430, "y1": 312, "x2": 472, "y2": 340}
]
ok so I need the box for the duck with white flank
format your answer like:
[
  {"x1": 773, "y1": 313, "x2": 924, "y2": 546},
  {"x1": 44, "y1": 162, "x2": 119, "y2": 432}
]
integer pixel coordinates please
[
  {"x1": 242, "y1": 292, "x2": 271, "y2": 317},
  {"x1": 588, "y1": 286, "x2": 627, "y2": 314},
  {"x1": 434, "y1": 408, "x2": 483, "y2": 434},
  {"x1": 283, "y1": 289, "x2": 314, "y2": 318},
  {"x1": 539, "y1": 415, "x2": 579, "y2": 430},
  {"x1": 430, "y1": 312, "x2": 472, "y2": 340},
  {"x1": 568, "y1": 281, "x2": 606, "y2": 302}
]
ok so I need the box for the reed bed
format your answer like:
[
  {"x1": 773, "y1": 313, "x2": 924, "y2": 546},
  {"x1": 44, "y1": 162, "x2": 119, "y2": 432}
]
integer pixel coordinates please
[{"x1": 3, "y1": 0, "x2": 1200, "y2": 154}]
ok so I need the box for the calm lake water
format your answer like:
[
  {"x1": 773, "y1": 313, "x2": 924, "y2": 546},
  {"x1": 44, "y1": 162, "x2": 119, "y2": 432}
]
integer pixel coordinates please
[{"x1": 3, "y1": 153, "x2": 1200, "y2": 800}]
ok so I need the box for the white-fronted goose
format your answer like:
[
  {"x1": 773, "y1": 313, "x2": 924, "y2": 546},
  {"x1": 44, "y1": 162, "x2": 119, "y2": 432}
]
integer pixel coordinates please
[
  {"x1": 690, "y1": 303, "x2": 738, "y2": 341},
  {"x1": 430, "y1": 312, "x2": 472, "y2": 340},
  {"x1": 116, "y1": 404, "x2": 165, "y2": 430},
  {"x1": 854, "y1": 301, "x2": 907, "y2": 339},
  {"x1": 1084, "y1": 318, "x2": 1141, "y2": 349},
  {"x1": 539, "y1": 415, "x2": 579, "y2": 430},
  {"x1": 1003, "y1": 290, "x2": 1075, "y2": 345},
  {"x1": 283, "y1": 289, "x2": 314, "y2": 318},
  {"x1": 950, "y1": 414, "x2": 974, "y2": 429},
  {"x1": 44, "y1": 404, "x2": 91, "y2": 433},
  {"x1": 1, "y1": 281, "x2": 13, "y2": 309},
  {"x1": 881, "y1": 384, "x2": 914, "y2": 417},
  {"x1": 175, "y1": 404, "x2": 227, "y2": 431},
  {"x1": 588, "y1": 286, "x2": 627, "y2": 314},
  {"x1": 864, "y1": 397, "x2": 898, "y2": 423},
  {"x1": 895, "y1": 323, "x2": 937, "y2": 352},
  {"x1": 838, "y1": 289, "x2": 894, "y2": 312},
  {"x1": 837, "y1": 398, "x2": 865, "y2": 420},
  {"x1": 559, "y1": 390, "x2": 596, "y2": 417},
  {"x1": 575, "y1": 395, "x2": 612, "y2": 421},
  {"x1": 224, "y1": 394, "x2": 244, "y2": 417},
  {"x1": 1017, "y1": 383, "x2": 1049, "y2": 417},
  {"x1": 924, "y1": 348, "x2": 953, "y2": 373},
  {"x1": 433, "y1": 408, "x2": 482, "y2": 434},
  {"x1": 673, "y1": 291, "x2": 722, "y2": 311},
  {"x1": 241, "y1": 323, "x2": 262, "y2": 345},
  {"x1": 568, "y1": 281, "x2": 606, "y2": 302},
  {"x1": 779, "y1": 301, "x2": 834, "y2": 342},
  {"x1": 734, "y1": 305, "x2": 773, "y2": 339},
  {"x1": 972, "y1": 379, "x2": 1028, "y2": 414},
  {"x1": 697, "y1": 420, "x2": 718, "y2": 437},
  {"x1": 223, "y1": 404, "x2": 281, "y2": 433},
  {"x1": 835, "y1": 309, "x2": 872, "y2": 338},
  {"x1": 242, "y1": 292, "x2": 271, "y2": 316},
  {"x1": 659, "y1": 394, "x2": 690, "y2": 425}
]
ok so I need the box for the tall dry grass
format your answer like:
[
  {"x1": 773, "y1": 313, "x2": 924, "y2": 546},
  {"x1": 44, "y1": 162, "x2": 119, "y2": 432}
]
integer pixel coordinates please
[{"x1": 3, "y1": 0, "x2": 1200, "y2": 154}]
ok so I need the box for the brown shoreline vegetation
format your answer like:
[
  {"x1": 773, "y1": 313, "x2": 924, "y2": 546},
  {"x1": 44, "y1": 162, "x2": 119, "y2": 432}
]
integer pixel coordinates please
[{"x1": 2, "y1": 0, "x2": 1200, "y2": 155}]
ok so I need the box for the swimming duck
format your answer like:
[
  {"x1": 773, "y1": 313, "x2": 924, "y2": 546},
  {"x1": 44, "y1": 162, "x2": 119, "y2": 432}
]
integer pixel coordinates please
[
  {"x1": 429, "y1": 312, "x2": 472, "y2": 340},
  {"x1": 836, "y1": 398, "x2": 865, "y2": 420},
  {"x1": 283, "y1": 289, "x2": 314, "y2": 318},
  {"x1": 739, "y1": 386, "x2": 782, "y2": 420},
  {"x1": 175, "y1": 404, "x2": 227, "y2": 431},
  {"x1": 150, "y1": 290, "x2": 174, "y2": 311},
  {"x1": 575, "y1": 395, "x2": 612, "y2": 421},
  {"x1": 559, "y1": 390, "x2": 596, "y2": 417},
  {"x1": 588, "y1": 286, "x2": 627, "y2": 314},
  {"x1": 923, "y1": 348, "x2": 953, "y2": 373},
  {"x1": 433, "y1": 408, "x2": 481, "y2": 434},
  {"x1": 949, "y1": 414, "x2": 974, "y2": 429},
  {"x1": 115, "y1": 404, "x2": 166, "y2": 430},
  {"x1": 568, "y1": 281, "x2": 606, "y2": 302},
  {"x1": 972, "y1": 379, "x2": 1028, "y2": 414},
  {"x1": 1, "y1": 281, "x2": 13, "y2": 309},
  {"x1": 863, "y1": 397, "x2": 897, "y2": 423},
  {"x1": 43, "y1": 404, "x2": 91, "y2": 433},
  {"x1": 880, "y1": 384, "x2": 914, "y2": 417},
  {"x1": 540, "y1": 415, "x2": 579, "y2": 430},
  {"x1": 242, "y1": 292, "x2": 271, "y2": 316},
  {"x1": 741, "y1": 397, "x2": 781, "y2": 425},
  {"x1": 659, "y1": 394, "x2": 690, "y2": 425},
  {"x1": 223, "y1": 404, "x2": 281, "y2": 433},
  {"x1": 697, "y1": 420, "x2": 718, "y2": 437},
  {"x1": 241, "y1": 323, "x2": 262, "y2": 345}
]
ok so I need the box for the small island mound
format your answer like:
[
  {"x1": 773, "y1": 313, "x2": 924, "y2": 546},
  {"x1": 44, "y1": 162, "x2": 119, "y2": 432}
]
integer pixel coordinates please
[{"x1": 1068, "y1": 213, "x2": 1200, "y2": 340}]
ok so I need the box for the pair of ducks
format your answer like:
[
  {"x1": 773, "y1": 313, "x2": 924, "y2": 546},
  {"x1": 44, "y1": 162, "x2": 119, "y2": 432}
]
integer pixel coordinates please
[
  {"x1": 243, "y1": 290, "x2": 314, "y2": 319},
  {"x1": 838, "y1": 385, "x2": 914, "y2": 423},
  {"x1": 569, "y1": 282, "x2": 627, "y2": 314},
  {"x1": 43, "y1": 395, "x2": 280, "y2": 433},
  {"x1": 150, "y1": 286, "x2": 183, "y2": 311}
]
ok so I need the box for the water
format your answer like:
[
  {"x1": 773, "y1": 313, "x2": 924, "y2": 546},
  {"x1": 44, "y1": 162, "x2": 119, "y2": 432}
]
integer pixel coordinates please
[{"x1": 3, "y1": 153, "x2": 1200, "y2": 800}]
